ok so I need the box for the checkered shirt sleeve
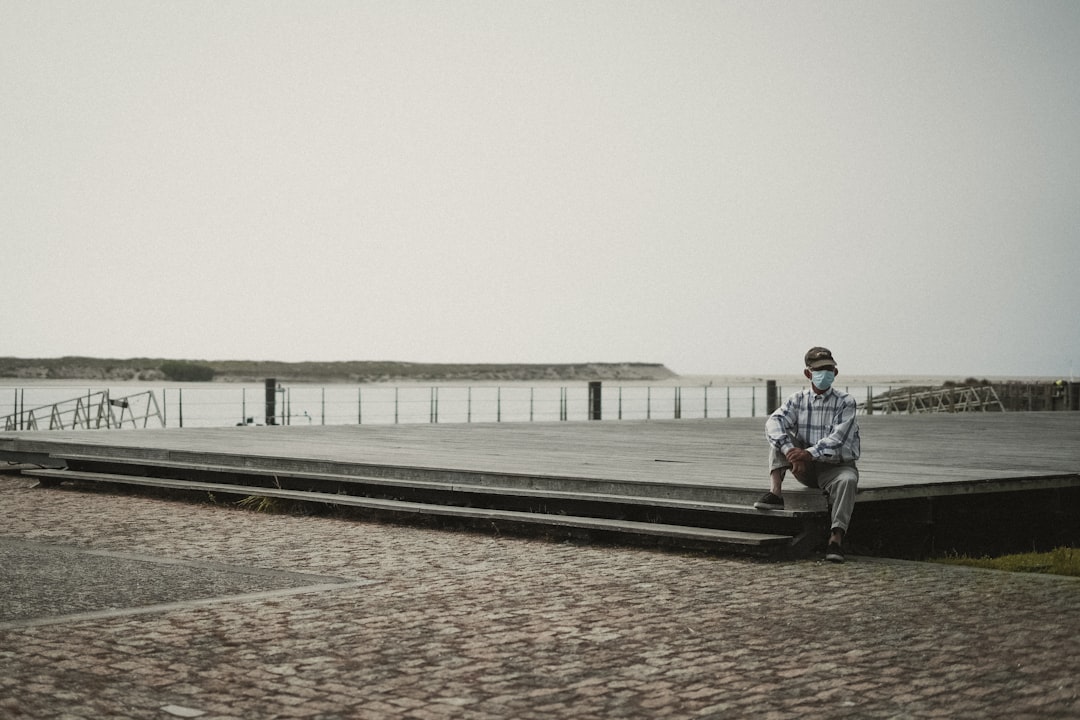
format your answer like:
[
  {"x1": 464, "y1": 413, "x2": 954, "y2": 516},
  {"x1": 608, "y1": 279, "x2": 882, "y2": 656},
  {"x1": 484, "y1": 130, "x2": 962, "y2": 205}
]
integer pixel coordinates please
[{"x1": 765, "y1": 388, "x2": 861, "y2": 463}]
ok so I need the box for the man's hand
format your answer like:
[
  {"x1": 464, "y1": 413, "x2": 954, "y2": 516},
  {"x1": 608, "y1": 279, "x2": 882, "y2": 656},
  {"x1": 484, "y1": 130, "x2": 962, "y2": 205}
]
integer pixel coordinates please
[
  {"x1": 785, "y1": 448, "x2": 813, "y2": 483},
  {"x1": 785, "y1": 448, "x2": 812, "y2": 464}
]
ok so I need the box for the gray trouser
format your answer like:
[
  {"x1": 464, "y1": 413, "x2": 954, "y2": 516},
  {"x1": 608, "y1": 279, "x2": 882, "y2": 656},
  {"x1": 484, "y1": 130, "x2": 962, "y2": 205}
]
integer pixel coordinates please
[{"x1": 769, "y1": 445, "x2": 858, "y2": 533}]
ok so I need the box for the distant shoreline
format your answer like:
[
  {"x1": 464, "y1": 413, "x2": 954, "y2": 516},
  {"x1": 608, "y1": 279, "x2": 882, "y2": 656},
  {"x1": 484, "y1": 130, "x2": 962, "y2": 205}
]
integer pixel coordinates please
[
  {"x1": 0, "y1": 357, "x2": 677, "y2": 384},
  {"x1": 0, "y1": 357, "x2": 1064, "y2": 388}
]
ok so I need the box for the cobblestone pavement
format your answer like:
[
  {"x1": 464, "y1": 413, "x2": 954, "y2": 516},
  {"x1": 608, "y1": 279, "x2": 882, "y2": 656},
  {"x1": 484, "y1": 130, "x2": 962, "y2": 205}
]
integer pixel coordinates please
[{"x1": 1, "y1": 475, "x2": 1078, "y2": 720}]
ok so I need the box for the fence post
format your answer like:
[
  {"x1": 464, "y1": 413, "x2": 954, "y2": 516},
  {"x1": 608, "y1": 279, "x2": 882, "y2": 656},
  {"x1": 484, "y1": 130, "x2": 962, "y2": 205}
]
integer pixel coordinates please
[
  {"x1": 264, "y1": 378, "x2": 276, "y2": 425},
  {"x1": 674, "y1": 387, "x2": 681, "y2": 419},
  {"x1": 766, "y1": 380, "x2": 778, "y2": 414},
  {"x1": 588, "y1": 381, "x2": 602, "y2": 420}
]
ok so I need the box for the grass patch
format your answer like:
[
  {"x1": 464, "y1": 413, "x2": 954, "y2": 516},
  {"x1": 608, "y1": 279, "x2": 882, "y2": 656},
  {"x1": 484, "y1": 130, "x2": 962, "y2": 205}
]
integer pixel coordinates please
[
  {"x1": 236, "y1": 495, "x2": 285, "y2": 514},
  {"x1": 934, "y1": 546, "x2": 1080, "y2": 578}
]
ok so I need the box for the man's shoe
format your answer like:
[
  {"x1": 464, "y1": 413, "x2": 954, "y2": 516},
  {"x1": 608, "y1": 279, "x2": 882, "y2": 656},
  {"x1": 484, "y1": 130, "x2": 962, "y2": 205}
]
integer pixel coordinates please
[
  {"x1": 753, "y1": 492, "x2": 784, "y2": 510},
  {"x1": 825, "y1": 542, "x2": 845, "y2": 563}
]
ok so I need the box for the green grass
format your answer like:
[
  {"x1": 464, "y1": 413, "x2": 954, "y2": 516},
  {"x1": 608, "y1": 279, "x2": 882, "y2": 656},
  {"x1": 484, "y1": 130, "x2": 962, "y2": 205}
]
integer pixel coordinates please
[
  {"x1": 934, "y1": 546, "x2": 1080, "y2": 577},
  {"x1": 236, "y1": 494, "x2": 284, "y2": 514}
]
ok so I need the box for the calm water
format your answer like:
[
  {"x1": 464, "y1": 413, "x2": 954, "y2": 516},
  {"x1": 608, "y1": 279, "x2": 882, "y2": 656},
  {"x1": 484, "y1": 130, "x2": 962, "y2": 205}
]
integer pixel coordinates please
[{"x1": 0, "y1": 375, "x2": 963, "y2": 430}]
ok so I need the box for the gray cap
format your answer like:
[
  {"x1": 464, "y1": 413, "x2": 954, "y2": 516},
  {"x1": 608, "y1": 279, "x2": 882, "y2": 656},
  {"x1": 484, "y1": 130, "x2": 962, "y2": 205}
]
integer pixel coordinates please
[{"x1": 804, "y1": 347, "x2": 836, "y2": 369}]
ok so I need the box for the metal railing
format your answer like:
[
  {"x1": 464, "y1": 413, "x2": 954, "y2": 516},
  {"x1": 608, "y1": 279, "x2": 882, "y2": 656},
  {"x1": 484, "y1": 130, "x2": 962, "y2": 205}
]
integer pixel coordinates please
[
  {"x1": 218, "y1": 384, "x2": 776, "y2": 428},
  {"x1": 3, "y1": 390, "x2": 164, "y2": 431},
  {"x1": 3, "y1": 384, "x2": 777, "y2": 430},
  {"x1": 867, "y1": 386, "x2": 1005, "y2": 414},
  {"x1": 2, "y1": 381, "x2": 1029, "y2": 432}
]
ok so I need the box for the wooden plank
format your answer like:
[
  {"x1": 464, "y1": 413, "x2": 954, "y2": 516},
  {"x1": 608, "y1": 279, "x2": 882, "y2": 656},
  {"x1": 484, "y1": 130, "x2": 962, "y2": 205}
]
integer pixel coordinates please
[
  {"x1": 5, "y1": 414, "x2": 1079, "y2": 496},
  {"x1": 24, "y1": 469, "x2": 793, "y2": 547},
  {"x1": 52, "y1": 452, "x2": 819, "y2": 517}
]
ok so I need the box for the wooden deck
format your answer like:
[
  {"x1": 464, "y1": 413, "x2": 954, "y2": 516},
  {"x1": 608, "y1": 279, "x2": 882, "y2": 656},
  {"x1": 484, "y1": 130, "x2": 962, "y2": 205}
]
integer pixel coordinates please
[
  {"x1": 4, "y1": 413, "x2": 1078, "y2": 491},
  {"x1": 3, "y1": 413, "x2": 1079, "y2": 558}
]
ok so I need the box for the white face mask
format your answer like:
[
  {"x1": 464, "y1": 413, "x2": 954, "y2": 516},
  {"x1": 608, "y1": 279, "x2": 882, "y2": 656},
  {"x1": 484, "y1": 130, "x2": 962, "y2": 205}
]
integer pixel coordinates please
[{"x1": 811, "y1": 369, "x2": 835, "y2": 390}]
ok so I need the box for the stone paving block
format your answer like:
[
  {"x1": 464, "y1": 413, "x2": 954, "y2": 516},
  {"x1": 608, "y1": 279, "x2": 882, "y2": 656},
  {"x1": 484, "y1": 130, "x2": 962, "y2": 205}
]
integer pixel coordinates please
[{"x1": 1, "y1": 476, "x2": 1079, "y2": 719}]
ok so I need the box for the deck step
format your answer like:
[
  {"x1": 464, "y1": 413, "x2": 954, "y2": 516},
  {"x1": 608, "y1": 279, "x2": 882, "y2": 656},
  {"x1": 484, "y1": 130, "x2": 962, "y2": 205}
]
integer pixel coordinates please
[
  {"x1": 25, "y1": 468, "x2": 795, "y2": 549},
  {"x1": 53, "y1": 452, "x2": 818, "y2": 518},
  {"x1": 50, "y1": 449, "x2": 830, "y2": 510}
]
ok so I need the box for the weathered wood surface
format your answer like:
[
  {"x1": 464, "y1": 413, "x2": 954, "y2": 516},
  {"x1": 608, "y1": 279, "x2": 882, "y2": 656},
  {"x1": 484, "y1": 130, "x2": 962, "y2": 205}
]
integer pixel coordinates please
[
  {"x1": 3, "y1": 413, "x2": 1079, "y2": 500},
  {"x1": 25, "y1": 467, "x2": 795, "y2": 548}
]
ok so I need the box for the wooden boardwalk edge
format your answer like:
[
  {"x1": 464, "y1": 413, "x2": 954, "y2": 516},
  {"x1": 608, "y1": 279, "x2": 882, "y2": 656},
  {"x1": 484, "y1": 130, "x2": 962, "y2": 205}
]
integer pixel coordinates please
[{"x1": 4, "y1": 414, "x2": 1079, "y2": 559}]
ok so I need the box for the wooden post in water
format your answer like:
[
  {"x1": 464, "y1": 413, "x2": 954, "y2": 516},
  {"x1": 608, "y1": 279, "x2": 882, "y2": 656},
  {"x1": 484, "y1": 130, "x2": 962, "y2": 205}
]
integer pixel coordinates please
[
  {"x1": 265, "y1": 378, "x2": 276, "y2": 425},
  {"x1": 588, "y1": 382, "x2": 602, "y2": 420}
]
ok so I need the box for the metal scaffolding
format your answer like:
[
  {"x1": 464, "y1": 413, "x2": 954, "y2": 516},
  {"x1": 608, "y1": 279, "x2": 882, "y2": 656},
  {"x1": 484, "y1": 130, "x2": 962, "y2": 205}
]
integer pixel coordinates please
[
  {"x1": 3, "y1": 390, "x2": 165, "y2": 431},
  {"x1": 869, "y1": 385, "x2": 1005, "y2": 414}
]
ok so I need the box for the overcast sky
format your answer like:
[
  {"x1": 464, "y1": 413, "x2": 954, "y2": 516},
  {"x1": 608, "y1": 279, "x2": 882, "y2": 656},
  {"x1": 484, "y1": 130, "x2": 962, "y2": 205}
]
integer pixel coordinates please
[{"x1": 4, "y1": 1, "x2": 1078, "y2": 378}]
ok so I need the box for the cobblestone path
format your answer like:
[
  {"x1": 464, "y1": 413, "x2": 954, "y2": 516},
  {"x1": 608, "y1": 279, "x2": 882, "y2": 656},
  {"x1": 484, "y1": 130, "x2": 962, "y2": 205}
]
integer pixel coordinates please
[{"x1": 1, "y1": 476, "x2": 1077, "y2": 719}]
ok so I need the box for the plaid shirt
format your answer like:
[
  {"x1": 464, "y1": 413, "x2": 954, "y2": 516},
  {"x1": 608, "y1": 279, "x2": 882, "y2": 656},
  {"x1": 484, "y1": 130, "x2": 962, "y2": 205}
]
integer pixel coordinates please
[{"x1": 766, "y1": 387, "x2": 861, "y2": 463}]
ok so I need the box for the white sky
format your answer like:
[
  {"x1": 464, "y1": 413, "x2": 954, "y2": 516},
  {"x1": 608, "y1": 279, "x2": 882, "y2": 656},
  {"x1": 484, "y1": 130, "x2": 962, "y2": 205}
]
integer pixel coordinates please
[{"x1": 3, "y1": 1, "x2": 1079, "y2": 377}]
